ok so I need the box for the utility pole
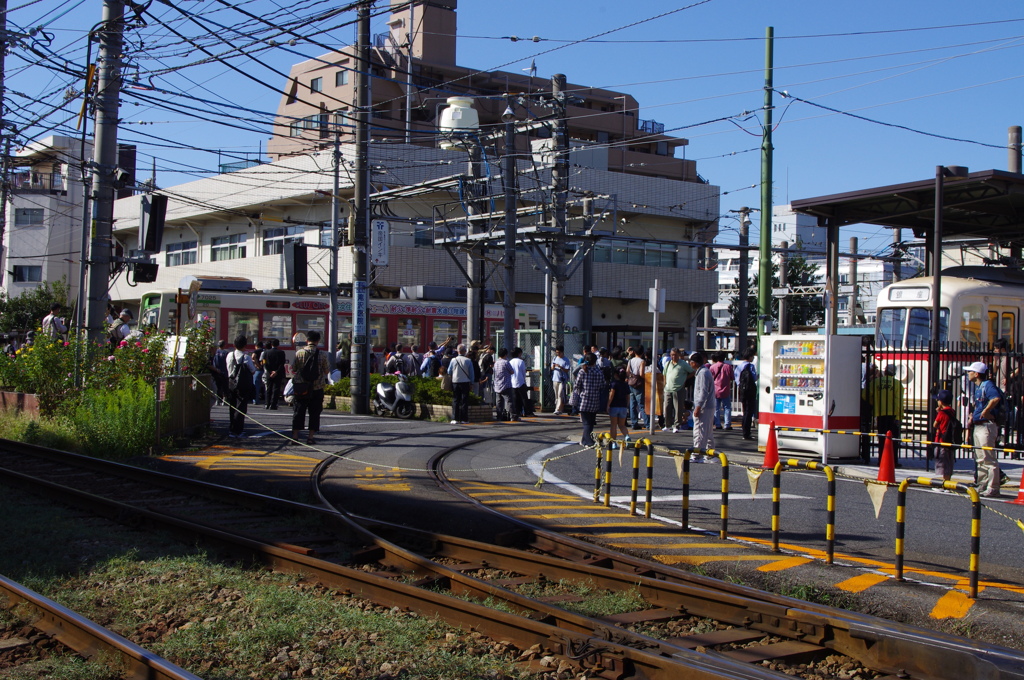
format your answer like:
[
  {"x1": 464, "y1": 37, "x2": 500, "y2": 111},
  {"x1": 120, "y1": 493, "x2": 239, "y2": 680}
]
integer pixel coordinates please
[
  {"x1": 349, "y1": 1, "x2": 371, "y2": 414},
  {"x1": 328, "y1": 135, "x2": 340, "y2": 361},
  {"x1": 466, "y1": 144, "x2": 483, "y2": 346},
  {"x1": 729, "y1": 207, "x2": 754, "y2": 353},
  {"x1": 849, "y1": 236, "x2": 858, "y2": 326},
  {"x1": 501, "y1": 99, "x2": 517, "y2": 350},
  {"x1": 0, "y1": 0, "x2": 9, "y2": 288},
  {"x1": 551, "y1": 74, "x2": 568, "y2": 352},
  {"x1": 758, "y1": 26, "x2": 774, "y2": 342},
  {"x1": 85, "y1": 0, "x2": 125, "y2": 343}
]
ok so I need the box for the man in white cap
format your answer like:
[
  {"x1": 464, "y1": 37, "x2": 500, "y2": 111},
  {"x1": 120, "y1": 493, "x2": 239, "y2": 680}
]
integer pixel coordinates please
[{"x1": 965, "y1": 361, "x2": 1003, "y2": 498}]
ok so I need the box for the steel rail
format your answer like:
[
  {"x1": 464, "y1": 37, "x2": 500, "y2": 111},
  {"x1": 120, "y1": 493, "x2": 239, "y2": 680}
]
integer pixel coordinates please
[
  {"x1": 0, "y1": 438, "x2": 782, "y2": 679},
  {"x1": 425, "y1": 437, "x2": 1024, "y2": 680},
  {"x1": 0, "y1": 574, "x2": 202, "y2": 680}
]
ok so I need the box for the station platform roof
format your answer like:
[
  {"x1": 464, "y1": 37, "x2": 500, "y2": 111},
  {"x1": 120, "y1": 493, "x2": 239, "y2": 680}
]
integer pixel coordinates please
[{"x1": 790, "y1": 169, "x2": 1024, "y2": 244}]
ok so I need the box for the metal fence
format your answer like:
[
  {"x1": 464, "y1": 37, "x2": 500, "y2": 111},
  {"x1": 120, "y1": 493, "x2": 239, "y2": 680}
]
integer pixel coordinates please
[{"x1": 863, "y1": 342, "x2": 1023, "y2": 457}]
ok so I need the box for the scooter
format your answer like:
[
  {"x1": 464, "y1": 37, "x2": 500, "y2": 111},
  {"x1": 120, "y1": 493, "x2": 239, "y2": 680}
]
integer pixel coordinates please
[{"x1": 373, "y1": 374, "x2": 416, "y2": 418}]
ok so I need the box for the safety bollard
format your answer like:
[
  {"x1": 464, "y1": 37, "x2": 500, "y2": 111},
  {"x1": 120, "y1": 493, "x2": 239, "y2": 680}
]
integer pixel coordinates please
[
  {"x1": 592, "y1": 437, "x2": 604, "y2": 504},
  {"x1": 629, "y1": 442, "x2": 641, "y2": 515},
  {"x1": 769, "y1": 459, "x2": 837, "y2": 563},
  {"x1": 895, "y1": 478, "x2": 981, "y2": 598},
  {"x1": 643, "y1": 439, "x2": 655, "y2": 518},
  {"x1": 603, "y1": 438, "x2": 614, "y2": 508},
  {"x1": 715, "y1": 450, "x2": 729, "y2": 540}
]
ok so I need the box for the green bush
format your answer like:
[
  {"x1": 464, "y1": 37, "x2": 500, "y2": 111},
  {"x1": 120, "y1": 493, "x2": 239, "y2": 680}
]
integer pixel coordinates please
[
  {"x1": 325, "y1": 374, "x2": 481, "y2": 406},
  {"x1": 69, "y1": 378, "x2": 164, "y2": 460}
]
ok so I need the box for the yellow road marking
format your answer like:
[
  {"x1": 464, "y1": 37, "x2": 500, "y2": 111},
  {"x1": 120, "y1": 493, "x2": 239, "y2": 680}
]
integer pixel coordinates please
[
  {"x1": 757, "y1": 556, "x2": 813, "y2": 572},
  {"x1": 356, "y1": 482, "x2": 412, "y2": 491},
  {"x1": 491, "y1": 505, "x2": 591, "y2": 511},
  {"x1": 658, "y1": 555, "x2": 781, "y2": 565},
  {"x1": 559, "y1": 522, "x2": 667, "y2": 528},
  {"x1": 517, "y1": 513, "x2": 647, "y2": 520},
  {"x1": 611, "y1": 542, "x2": 731, "y2": 549},
  {"x1": 930, "y1": 590, "x2": 975, "y2": 619},
  {"x1": 834, "y1": 573, "x2": 889, "y2": 593}
]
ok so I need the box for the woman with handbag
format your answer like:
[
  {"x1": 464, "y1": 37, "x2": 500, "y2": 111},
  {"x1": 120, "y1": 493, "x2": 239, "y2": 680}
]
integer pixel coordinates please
[{"x1": 290, "y1": 330, "x2": 331, "y2": 445}]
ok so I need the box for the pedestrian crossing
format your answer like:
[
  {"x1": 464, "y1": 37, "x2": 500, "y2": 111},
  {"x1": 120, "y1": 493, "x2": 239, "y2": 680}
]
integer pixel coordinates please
[{"x1": 455, "y1": 478, "x2": 1024, "y2": 619}]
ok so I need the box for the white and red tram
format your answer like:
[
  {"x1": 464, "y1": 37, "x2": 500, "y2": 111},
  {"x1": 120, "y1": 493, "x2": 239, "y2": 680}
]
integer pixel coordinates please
[{"x1": 137, "y1": 278, "x2": 506, "y2": 354}]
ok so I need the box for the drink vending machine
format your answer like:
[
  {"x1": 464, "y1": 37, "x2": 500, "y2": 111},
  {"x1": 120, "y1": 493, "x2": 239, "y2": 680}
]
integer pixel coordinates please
[{"x1": 757, "y1": 334, "x2": 862, "y2": 460}]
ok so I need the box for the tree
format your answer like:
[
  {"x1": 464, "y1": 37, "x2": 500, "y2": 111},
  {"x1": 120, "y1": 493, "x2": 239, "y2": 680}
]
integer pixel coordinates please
[
  {"x1": 728, "y1": 255, "x2": 823, "y2": 330},
  {"x1": 0, "y1": 279, "x2": 71, "y2": 332}
]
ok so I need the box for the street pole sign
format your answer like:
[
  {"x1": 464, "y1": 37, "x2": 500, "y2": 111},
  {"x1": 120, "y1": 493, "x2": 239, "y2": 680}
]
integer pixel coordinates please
[{"x1": 370, "y1": 219, "x2": 390, "y2": 266}]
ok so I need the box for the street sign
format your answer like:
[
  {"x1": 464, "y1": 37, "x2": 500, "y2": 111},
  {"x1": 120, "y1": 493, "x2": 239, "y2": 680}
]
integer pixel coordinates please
[
  {"x1": 648, "y1": 286, "x2": 666, "y2": 313},
  {"x1": 353, "y1": 280, "x2": 367, "y2": 340},
  {"x1": 370, "y1": 219, "x2": 390, "y2": 266},
  {"x1": 772, "y1": 287, "x2": 792, "y2": 298}
]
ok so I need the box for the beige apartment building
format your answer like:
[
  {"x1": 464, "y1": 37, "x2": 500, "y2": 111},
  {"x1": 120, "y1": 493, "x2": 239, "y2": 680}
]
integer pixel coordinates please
[{"x1": 110, "y1": 0, "x2": 719, "y2": 351}]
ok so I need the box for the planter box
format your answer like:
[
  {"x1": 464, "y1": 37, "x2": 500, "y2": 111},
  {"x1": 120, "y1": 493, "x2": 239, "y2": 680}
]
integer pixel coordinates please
[
  {"x1": 327, "y1": 395, "x2": 488, "y2": 421},
  {"x1": 0, "y1": 391, "x2": 39, "y2": 416}
]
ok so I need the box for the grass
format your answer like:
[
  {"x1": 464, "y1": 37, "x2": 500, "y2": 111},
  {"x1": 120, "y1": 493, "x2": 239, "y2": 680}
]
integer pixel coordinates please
[
  {"x1": 0, "y1": 482, "x2": 524, "y2": 679},
  {"x1": 513, "y1": 578, "x2": 648, "y2": 618}
]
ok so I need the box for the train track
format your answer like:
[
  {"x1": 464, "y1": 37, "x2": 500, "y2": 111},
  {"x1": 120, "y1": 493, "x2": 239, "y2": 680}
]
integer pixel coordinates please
[
  {"x1": 0, "y1": 573, "x2": 202, "y2": 679},
  {"x1": 2, "y1": 436, "x2": 1023, "y2": 679}
]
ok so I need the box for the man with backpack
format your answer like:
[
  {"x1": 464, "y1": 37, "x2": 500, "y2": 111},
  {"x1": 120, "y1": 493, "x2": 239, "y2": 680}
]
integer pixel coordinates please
[
  {"x1": 108, "y1": 309, "x2": 132, "y2": 347},
  {"x1": 965, "y1": 361, "x2": 1004, "y2": 497},
  {"x1": 291, "y1": 330, "x2": 331, "y2": 445},
  {"x1": 225, "y1": 334, "x2": 257, "y2": 438},
  {"x1": 735, "y1": 348, "x2": 758, "y2": 441},
  {"x1": 41, "y1": 303, "x2": 67, "y2": 341}
]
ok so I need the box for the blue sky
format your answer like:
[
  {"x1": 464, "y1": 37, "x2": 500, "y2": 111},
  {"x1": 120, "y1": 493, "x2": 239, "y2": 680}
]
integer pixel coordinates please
[{"x1": 8, "y1": 1, "x2": 1024, "y2": 258}]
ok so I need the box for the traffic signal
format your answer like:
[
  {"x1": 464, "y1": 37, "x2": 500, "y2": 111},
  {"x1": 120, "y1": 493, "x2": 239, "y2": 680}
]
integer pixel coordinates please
[
  {"x1": 284, "y1": 242, "x2": 307, "y2": 290},
  {"x1": 139, "y1": 194, "x2": 167, "y2": 253}
]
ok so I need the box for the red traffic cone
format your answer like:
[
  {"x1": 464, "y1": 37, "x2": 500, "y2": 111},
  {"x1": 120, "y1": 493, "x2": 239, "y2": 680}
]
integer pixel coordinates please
[
  {"x1": 762, "y1": 421, "x2": 780, "y2": 469},
  {"x1": 877, "y1": 430, "x2": 897, "y2": 484},
  {"x1": 1010, "y1": 468, "x2": 1024, "y2": 506}
]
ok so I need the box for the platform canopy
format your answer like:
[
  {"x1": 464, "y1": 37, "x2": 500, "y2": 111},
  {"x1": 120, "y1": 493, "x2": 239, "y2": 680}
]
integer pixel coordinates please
[{"x1": 790, "y1": 169, "x2": 1024, "y2": 244}]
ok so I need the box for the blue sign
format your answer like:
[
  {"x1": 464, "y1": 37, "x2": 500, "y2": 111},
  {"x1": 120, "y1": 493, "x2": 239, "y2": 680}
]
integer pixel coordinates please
[
  {"x1": 774, "y1": 393, "x2": 796, "y2": 414},
  {"x1": 354, "y1": 280, "x2": 367, "y2": 339}
]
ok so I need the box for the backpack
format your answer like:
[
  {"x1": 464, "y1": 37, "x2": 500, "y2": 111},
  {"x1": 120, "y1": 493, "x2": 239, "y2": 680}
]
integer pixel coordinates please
[
  {"x1": 107, "y1": 320, "x2": 125, "y2": 346},
  {"x1": 228, "y1": 354, "x2": 255, "y2": 397},
  {"x1": 948, "y1": 414, "x2": 964, "y2": 448},
  {"x1": 738, "y1": 363, "x2": 757, "y2": 400},
  {"x1": 979, "y1": 380, "x2": 1008, "y2": 426},
  {"x1": 385, "y1": 354, "x2": 401, "y2": 374},
  {"x1": 300, "y1": 349, "x2": 320, "y2": 383}
]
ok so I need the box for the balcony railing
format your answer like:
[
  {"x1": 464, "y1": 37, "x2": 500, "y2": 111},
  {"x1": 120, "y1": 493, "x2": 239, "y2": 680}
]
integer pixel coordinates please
[
  {"x1": 10, "y1": 172, "x2": 65, "y2": 192},
  {"x1": 638, "y1": 118, "x2": 665, "y2": 135}
]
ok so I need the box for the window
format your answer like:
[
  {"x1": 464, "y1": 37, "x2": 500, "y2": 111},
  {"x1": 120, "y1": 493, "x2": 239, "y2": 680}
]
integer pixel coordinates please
[
  {"x1": 397, "y1": 317, "x2": 422, "y2": 350},
  {"x1": 211, "y1": 233, "x2": 247, "y2": 261},
  {"x1": 960, "y1": 304, "x2": 983, "y2": 344},
  {"x1": 262, "y1": 313, "x2": 293, "y2": 344},
  {"x1": 1002, "y1": 312, "x2": 1016, "y2": 347},
  {"x1": 432, "y1": 320, "x2": 459, "y2": 346},
  {"x1": 288, "y1": 114, "x2": 328, "y2": 137},
  {"x1": 336, "y1": 70, "x2": 348, "y2": 87},
  {"x1": 262, "y1": 227, "x2": 304, "y2": 256},
  {"x1": 14, "y1": 208, "x2": 43, "y2": 227},
  {"x1": 227, "y1": 311, "x2": 259, "y2": 344},
  {"x1": 12, "y1": 265, "x2": 42, "y2": 282},
  {"x1": 295, "y1": 313, "x2": 326, "y2": 346},
  {"x1": 310, "y1": 77, "x2": 323, "y2": 93},
  {"x1": 166, "y1": 240, "x2": 198, "y2": 266}
]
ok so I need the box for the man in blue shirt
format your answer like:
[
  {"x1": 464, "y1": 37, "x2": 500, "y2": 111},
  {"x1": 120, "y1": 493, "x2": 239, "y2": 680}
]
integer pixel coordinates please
[{"x1": 966, "y1": 361, "x2": 1003, "y2": 498}]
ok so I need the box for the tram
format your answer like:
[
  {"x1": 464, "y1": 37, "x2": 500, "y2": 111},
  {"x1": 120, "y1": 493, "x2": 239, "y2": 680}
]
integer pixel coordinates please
[
  {"x1": 136, "y1": 277, "x2": 507, "y2": 353},
  {"x1": 873, "y1": 265, "x2": 1024, "y2": 410}
]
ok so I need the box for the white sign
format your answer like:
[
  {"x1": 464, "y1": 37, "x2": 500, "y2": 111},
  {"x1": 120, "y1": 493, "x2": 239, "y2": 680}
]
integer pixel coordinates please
[
  {"x1": 648, "y1": 287, "x2": 666, "y2": 314},
  {"x1": 370, "y1": 219, "x2": 390, "y2": 266},
  {"x1": 772, "y1": 287, "x2": 792, "y2": 298}
]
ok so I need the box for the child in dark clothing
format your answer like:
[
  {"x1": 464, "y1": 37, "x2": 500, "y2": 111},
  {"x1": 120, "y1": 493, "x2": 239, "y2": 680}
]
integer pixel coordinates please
[{"x1": 932, "y1": 389, "x2": 959, "y2": 481}]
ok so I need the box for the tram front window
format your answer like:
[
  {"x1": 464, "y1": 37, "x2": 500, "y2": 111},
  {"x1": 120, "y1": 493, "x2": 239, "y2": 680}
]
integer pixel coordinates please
[{"x1": 877, "y1": 307, "x2": 948, "y2": 348}]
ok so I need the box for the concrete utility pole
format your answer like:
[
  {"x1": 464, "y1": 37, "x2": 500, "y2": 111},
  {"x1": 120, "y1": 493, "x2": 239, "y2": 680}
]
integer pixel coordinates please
[
  {"x1": 729, "y1": 207, "x2": 754, "y2": 353},
  {"x1": 758, "y1": 26, "x2": 774, "y2": 342},
  {"x1": 0, "y1": 0, "x2": 9, "y2": 288},
  {"x1": 849, "y1": 236, "x2": 858, "y2": 325},
  {"x1": 85, "y1": 0, "x2": 125, "y2": 343},
  {"x1": 1009, "y1": 125, "x2": 1021, "y2": 174},
  {"x1": 349, "y1": 1, "x2": 371, "y2": 414},
  {"x1": 466, "y1": 144, "x2": 483, "y2": 345},
  {"x1": 328, "y1": 135, "x2": 340, "y2": 361},
  {"x1": 551, "y1": 74, "x2": 569, "y2": 352},
  {"x1": 501, "y1": 101, "x2": 517, "y2": 350}
]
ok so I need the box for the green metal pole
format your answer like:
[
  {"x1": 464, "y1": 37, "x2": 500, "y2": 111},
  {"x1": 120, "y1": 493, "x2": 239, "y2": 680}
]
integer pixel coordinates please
[{"x1": 758, "y1": 27, "x2": 774, "y2": 341}]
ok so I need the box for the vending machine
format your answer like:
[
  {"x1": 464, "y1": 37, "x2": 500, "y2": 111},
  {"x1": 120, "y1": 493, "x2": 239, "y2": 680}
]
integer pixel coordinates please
[{"x1": 757, "y1": 334, "x2": 862, "y2": 460}]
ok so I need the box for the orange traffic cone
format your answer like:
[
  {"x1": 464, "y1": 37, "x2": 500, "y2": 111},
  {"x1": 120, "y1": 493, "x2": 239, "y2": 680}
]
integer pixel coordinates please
[
  {"x1": 762, "y1": 421, "x2": 780, "y2": 469},
  {"x1": 1010, "y1": 468, "x2": 1024, "y2": 506},
  {"x1": 877, "y1": 430, "x2": 896, "y2": 484}
]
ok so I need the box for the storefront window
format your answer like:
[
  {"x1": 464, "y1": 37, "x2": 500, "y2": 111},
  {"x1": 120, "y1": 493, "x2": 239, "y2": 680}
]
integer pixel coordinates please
[{"x1": 227, "y1": 311, "x2": 259, "y2": 344}]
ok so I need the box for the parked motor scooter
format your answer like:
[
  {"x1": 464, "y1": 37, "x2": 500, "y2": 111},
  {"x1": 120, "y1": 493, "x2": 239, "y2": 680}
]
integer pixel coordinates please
[{"x1": 373, "y1": 374, "x2": 416, "y2": 418}]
